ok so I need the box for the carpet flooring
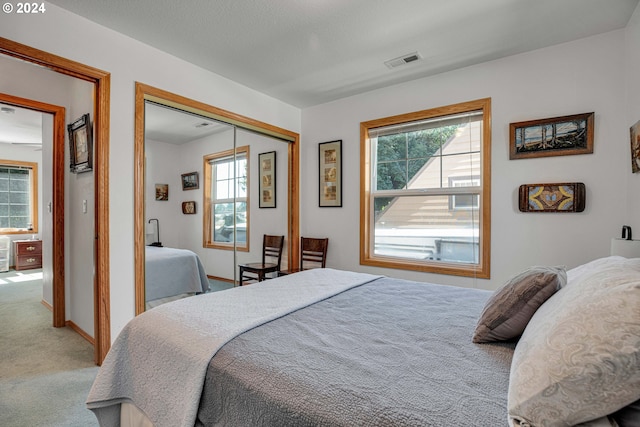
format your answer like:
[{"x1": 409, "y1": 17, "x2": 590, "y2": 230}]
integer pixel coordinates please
[
  {"x1": 0, "y1": 269, "x2": 99, "y2": 427},
  {"x1": 0, "y1": 271, "x2": 235, "y2": 426}
]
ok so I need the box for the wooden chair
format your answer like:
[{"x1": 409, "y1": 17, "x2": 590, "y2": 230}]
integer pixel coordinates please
[
  {"x1": 279, "y1": 237, "x2": 328, "y2": 276},
  {"x1": 238, "y1": 234, "x2": 284, "y2": 286}
]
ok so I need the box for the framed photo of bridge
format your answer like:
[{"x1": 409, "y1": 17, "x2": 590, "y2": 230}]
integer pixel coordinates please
[{"x1": 510, "y1": 112, "x2": 594, "y2": 160}]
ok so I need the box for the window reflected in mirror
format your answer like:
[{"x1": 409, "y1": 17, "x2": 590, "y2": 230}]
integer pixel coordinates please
[{"x1": 204, "y1": 145, "x2": 249, "y2": 250}]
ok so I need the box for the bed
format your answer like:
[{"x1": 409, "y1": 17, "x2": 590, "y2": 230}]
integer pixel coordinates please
[
  {"x1": 87, "y1": 259, "x2": 640, "y2": 427},
  {"x1": 144, "y1": 246, "x2": 210, "y2": 303}
]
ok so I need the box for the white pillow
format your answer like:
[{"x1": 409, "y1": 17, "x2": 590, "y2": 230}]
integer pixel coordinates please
[
  {"x1": 508, "y1": 257, "x2": 640, "y2": 426},
  {"x1": 566, "y1": 255, "x2": 627, "y2": 284}
]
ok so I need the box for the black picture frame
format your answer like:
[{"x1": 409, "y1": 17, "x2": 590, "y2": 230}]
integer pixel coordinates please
[
  {"x1": 259, "y1": 151, "x2": 276, "y2": 208},
  {"x1": 319, "y1": 140, "x2": 342, "y2": 207},
  {"x1": 67, "y1": 113, "x2": 93, "y2": 173}
]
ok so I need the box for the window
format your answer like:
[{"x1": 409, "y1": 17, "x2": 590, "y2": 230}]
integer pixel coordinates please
[
  {"x1": 0, "y1": 160, "x2": 38, "y2": 234},
  {"x1": 203, "y1": 146, "x2": 249, "y2": 250},
  {"x1": 449, "y1": 176, "x2": 480, "y2": 210},
  {"x1": 360, "y1": 98, "x2": 491, "y2": 278}
]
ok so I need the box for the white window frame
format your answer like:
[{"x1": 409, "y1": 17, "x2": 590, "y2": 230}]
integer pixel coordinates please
[
  {"x1": 359, "y1": 98, "x2": 491, "y2": 278},
  {"x1": 449, "y1": 176, "x2": 480, "y2": 211}
]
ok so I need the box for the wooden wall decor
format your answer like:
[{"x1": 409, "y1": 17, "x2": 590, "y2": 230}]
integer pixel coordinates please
[
  {"x1": 518, "y1": 182, "x2": 585, "y2": 212},
  {"x1": 510, "y1": 112, "x2": 594, "y2": 160}
]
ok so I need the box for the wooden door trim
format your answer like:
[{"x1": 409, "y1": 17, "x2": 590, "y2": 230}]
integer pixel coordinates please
[{"x1": 0, "y1": 37, "x2": 112, "y2": 365}]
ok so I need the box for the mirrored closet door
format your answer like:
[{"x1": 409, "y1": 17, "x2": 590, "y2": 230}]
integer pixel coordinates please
[{"x1": 134, "y1": 83, "x2": 299, "y2": 314}]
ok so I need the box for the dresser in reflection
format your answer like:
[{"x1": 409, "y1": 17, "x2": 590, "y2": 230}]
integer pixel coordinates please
[{"x1": 14, "y1": 239, "x2": 42, "y2": 271}]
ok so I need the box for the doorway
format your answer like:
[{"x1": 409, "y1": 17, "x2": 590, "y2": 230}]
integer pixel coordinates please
[
  {"x1": 0, "y1": 94, "x2": 65, "y2": 327},
  {"x1": 0, "y1": 37, "x2": 111, "y2": 364}
]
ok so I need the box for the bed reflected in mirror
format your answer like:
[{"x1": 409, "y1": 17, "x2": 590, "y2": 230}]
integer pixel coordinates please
[{"x1": 135, "y1": 84, "x2": 299, "y2": 313}]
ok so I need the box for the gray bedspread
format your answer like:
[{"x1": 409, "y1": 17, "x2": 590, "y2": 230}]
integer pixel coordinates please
[
  {"x1": 145, "y1": 246, "x2": 210, "y2": 301},
  {"x1": 196, "y1": 276, "x2": 516, "y2": 426},
  {"x1": 87, "y1": 269, "x2": 381, "y2": 427}
]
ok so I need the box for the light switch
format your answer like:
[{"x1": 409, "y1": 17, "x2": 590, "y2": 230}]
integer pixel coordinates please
[{"x1": 83, "y1": 200, "x2": 87, "y2": 213}]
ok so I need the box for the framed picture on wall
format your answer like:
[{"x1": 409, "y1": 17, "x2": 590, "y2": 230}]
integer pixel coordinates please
[
  {"x1": 155, "y1": 184, "x2": 169, "y2": 201},
  {"x1": 319, "y1": 140, "x2": 342, "y2": 207},
  {"x1": 518, "y1": 182, "x2": 586, "y2": 212},
  {"x1": 509, "y1": 112, "x2": 594, "y2": 160},
  {"x1": 182, "y1": 201, "x2": 196, "y2": 214},
  {"x1": 67, "y1": 113, "x2": 93, "y2": 173},
  {"x1": 181, "y1": 171, "x2": 199, "y2": 190},
  {"x1": 631, "y1": 119, "x2": 640, "y2": 173},
  {"x1": 259, "y1": 151, "x2": 276, "y2": 208}
]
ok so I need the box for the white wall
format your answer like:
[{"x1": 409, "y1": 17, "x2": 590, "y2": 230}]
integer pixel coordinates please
[
  {"x1": 302, "y1": 29, "x2": 631, "y2": 290},
  {"x1": 144, "y1": 139, "x2": 184, "y2": 247},
  {"x1": 41, "y1": 114, "x2": 53, "y2": 305},
  {"x1": 66, "y1": 78, "x2": 96, "y2": 335},
  {"x1": 1, "y1": 4, "x2": 301, "y2": 338},
  {"x1": 625, "y1": 3, "x2": 640, "y2": 231}
]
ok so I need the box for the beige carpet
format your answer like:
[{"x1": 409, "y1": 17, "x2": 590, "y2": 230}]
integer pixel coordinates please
[{"x1": 0, "y1": 269, "x2": 99, "y2": 426}]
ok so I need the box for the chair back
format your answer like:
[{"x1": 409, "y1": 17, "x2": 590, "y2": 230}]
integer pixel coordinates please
[
  {"x1": 300, "y1": 237, "x2": 328, "y2": 270},
  {"x1": 263, "y1": 234, "x2": 285, "y2": 269}
]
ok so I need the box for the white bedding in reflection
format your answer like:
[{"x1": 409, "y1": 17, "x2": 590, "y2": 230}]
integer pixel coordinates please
[{"x1": 145, "y1": 246, "x2": 209, "y2": 302}]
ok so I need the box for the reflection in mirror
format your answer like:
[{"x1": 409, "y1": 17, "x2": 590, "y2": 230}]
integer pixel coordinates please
[
  {"x1": 232, "y1": 129, "x2": 289, "y2": 271},
  {"x1": 142, "y1": 101, "x2": 291, "y2": 311}
]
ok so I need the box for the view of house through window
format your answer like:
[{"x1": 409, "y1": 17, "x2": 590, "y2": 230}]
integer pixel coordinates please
[
  {"x1": 360, "y1": 98, "x2": 491, "y2": 278},
  {"x1": 0, "y1": 160, "x2": 38, "y2": 234},
  {"x1": 203, "y1": 146, "x2": 249, "y2": 250}
]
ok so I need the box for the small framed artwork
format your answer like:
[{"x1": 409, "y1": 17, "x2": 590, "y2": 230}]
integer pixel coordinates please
[
  {"x1": 630, "y1": 119, "x2": 640, "y2": 173},
  {"x1": 67, "y1": 113, "x2": 93, "y2": 173},
  {"x1": 518, "y1": 182, "x2": 586, "y2": 212},
  {"x1": 181, "y1": 171, "x2": 199, "y2": 190},
  {"x1": 510, "y1": 112, "x2": 594, "y2": 160},
  {"x1": 155, "y1": 184, "x2": 169, "y2": 201},
  {"x1": 319, "y1": 140, "x2": 342, "y2": 207},
  {"x1": 259, "y1": 151, "x2": 276, "y2": 208},
  {"x1": 182, "y1": 201, "x2": 196, "y2": 214}
]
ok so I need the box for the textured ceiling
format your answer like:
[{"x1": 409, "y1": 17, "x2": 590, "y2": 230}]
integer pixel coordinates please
[{"x1": 46, "y1": 0, "x2": 639, "y2": 108}]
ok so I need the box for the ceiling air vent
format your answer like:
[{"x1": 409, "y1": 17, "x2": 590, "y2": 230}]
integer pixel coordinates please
[{"x1": 384, "y1": 52, "x2": 422, "y2": 69}]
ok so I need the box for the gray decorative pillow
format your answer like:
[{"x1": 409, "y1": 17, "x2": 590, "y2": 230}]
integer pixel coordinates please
[
  {"x1": 473, "y1": 266, "x2": 566, "y2": 343},
  {"x1": 508, "y1": 257, "x2": 640, "y2": 426},
  {"x1": 611, "y1": 398, "x2": 640, "y2": 427}
]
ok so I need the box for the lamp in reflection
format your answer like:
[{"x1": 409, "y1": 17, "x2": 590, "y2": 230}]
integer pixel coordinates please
[{"x1": 148, "y1": 218, "x2": 162, "y2": 247}]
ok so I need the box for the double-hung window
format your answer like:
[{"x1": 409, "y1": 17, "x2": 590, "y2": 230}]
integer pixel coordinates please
[
  {"x1": 0, "y1": 160, "x2": 38, "y2": 234},
  {"x1": 203, "y1": 146, "x2": 249, "y2": 250},
  {"x1": 360, "y1": 98, "x2": 491, "y2": 278}
]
